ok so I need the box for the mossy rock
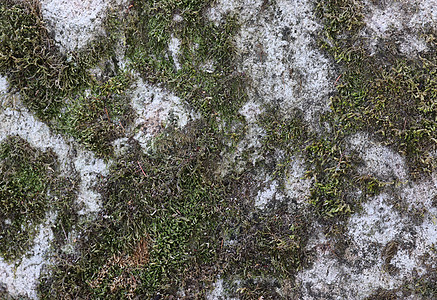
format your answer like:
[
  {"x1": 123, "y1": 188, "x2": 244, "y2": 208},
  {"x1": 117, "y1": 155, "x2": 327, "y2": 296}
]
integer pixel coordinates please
[{"x1": 0, "y1": 136, "x2": 77, "y2": 262}]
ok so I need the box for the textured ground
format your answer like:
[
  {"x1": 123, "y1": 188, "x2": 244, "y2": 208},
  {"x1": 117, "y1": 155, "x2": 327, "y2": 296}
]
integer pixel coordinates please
[{"x1": 1, "y1": 0, "x2": 436, "y2": 299}]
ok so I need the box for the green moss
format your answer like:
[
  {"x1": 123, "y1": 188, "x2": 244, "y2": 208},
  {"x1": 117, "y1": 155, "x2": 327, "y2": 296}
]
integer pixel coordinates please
[
  {"x1": 317, "y1": 0, "x2": 437, "y2": 178},
  {"x1": 56, "y1": 73, "x2": 135, "y2": 158},
  {"x1": 0, "y1": 136, "x2": 77, "y2": 262},
  {"x1": 125, "y1": 0, "x2": 247, "y2": 121},
  {"x1": 258, "y1": 106, "x2": 385, "y2": 221},
  {"x1": 0, "y1": 0, "x2": 245, "y2": 159},
  {"x1": 0, "y1": 0, "x2": 135, "y2": 158},
  {"x1": 39, "y1": 122, "x2": 231, "y2": 298},
  {"x1": 410, "y1": 273, "x2": 437, "y2": 298},
  {"x1": 40, "y1": 115, "x2": 311, "y2": 298},
  {"x1": 223, "y1": 211, "x2": 309, "y2": 299},
  {"x1": 0, "y1": 0, "x2": 89, "y2": 120},
  {"x1": 365, "y1": 288, "x2": 397, "y2": 300}
]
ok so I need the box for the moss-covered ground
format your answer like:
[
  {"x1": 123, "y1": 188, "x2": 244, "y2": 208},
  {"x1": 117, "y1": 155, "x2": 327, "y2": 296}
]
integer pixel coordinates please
[
  {"x1": 0, "y1": 0, "x2": 436, "y2": 298},
  {"x1": 0, "y1": 136, "x2": 77, "y2": 262},
  {"x1": 0, "y1": 0, "x2": 134, "y2": 158}
]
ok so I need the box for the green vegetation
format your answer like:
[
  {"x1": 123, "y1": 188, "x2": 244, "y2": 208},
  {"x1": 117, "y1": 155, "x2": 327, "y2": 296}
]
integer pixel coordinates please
[
  {"x1": 222, "y1": 210, "x2": 310, "y2": 299},
  {"x1": 0, "y1": 0, "x2": 245, "y2": 158},
  {"x1": 366, "y1": 288, "x2": 397, "y2": 300},
  {"x1": 259, "y1": 107, "x2": 384, "y2": 221},
  {"x1": 40, "y1": 121, "x2": 309, "y2": 298},
  {"x1": 0, "y1": 136, "x2": 77, "y2": 262},
  {"x1": 410, "y1": 272, "x2": 437, "y2": 299},
  {"x1": 125, "y1": 0, "x2": 247, "y2": 120},
  {"x1": 0, "y1": 0, "x2": 133, "y2": 158},
  {"x1": 40, "y1": 122, "x2": 225, "y2": 298},
  {"x1": 56, "y1": 73, "x2": 135, "y2": 157},
  {"x1": 1, "y1": 0, "x2": 436, "y2": 298},
  {"x1": 0, "y1": 0, "x2": 89, "y2": 120},
  {"x1": 317, "y1": 0, "x2": 437, "y2": 178}
]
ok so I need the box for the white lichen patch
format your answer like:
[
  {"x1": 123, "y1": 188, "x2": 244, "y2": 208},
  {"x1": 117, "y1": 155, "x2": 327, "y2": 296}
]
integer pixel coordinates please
[
  {"x1": 0, "y1": 105, "x2": 109, "y2": 214},
  {"x1": 361, "y1": 0, "x2": 437, "y2": 56},
  {"x1": 168, "y1": 34, "x2": 182, "y2": 71},
  {"x1": 296, "y1": 192, "x2": 437, "y2": 299},
  {"x1": 399, "y1": 173, "x2": 437, "y2": 210},
  {"x1": 254, "y1": 159, "x2": 311, "y2": 209},
  {"x1": 348, "y1": 194, "x2": 405, "y2": 246},
  {"x1": 284, "y1": 157, "x2": 311, "y2": 204},
  {"x1": 112, "y1": 137, "x2": 130, "y2": 156},
  {"x1": 208, "y1": 0, "x2": 335, "y2": 124},
  {"x1": 0, "y1": 76, "x2": 7, "y2": 94},
  {"x1": 130, "y1": 78, "x2": 198, "y2": 149},
  {"x1": 239, "y1": 99, "x2": 262, "y2": 124},
  {"x1": 297, "y1": 196, "x2": 404, "y2": 298},
  {"x1": 207, "y1": 278, "x2": 238, "y2": 300},
  {"x1": 0, "y1": 106, "x2": 73, "y2": 175},
  {"x1": 40, "y1": 0, "x2": 120, "y2": 52},
  {"x1": 0, "y1": 213, "x2": 56, "y2": 300},
  {"x1": 348, "y1": 132, "x2": 408, "y2": 182},
  {"x1": 255, "y1": 177, "x2": 281, "y2": 209},
  {"x1": 215, "y1": 101, "x2": 265, "y2": 177},
  {"x1": 74, "y1": 148, "x2": 109, "y2": 215}
]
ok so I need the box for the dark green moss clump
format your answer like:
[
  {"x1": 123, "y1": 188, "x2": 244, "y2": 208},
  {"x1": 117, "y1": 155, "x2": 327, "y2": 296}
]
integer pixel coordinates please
[
  {"x1": 222, "y1": 210, "x2": 310, "y2": 299},
  {"x1": 0, "y1": 0, "x2": 89, "y2": 120},
  {"x1": 40, "y1": 122, "x2": 230, "y2": 298},
  {"x1": 0, "y1": 136, "x2": 77, "y2": 261},
  {"x1": 56, "y1": 73, "x2": 135, "y2": 157}
]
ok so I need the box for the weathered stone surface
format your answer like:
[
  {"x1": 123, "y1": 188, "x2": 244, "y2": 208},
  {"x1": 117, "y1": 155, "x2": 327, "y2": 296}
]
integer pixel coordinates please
[{"x1": 1, "y1": 0, "x2": 436, "y2": 299}]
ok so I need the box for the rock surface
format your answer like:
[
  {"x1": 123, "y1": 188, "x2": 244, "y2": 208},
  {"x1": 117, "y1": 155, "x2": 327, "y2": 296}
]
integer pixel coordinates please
[{"x1": 1, "y1": 0, "x2": 436, "y2": 299}]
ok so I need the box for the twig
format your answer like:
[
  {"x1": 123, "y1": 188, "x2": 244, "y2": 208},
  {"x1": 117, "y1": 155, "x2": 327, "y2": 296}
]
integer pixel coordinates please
[
  {"x1": 137, "y1": 161, "x2": 147, "y2": 177},
  {"x1": 119, "y1": 120, "x2": 126, "y2": 132},
  {"x1": 334, "y1": 74, "x2": 342, "y2": 85},
  {"x1": 104, "y1": 107, "x2": 111, "y2": 121},
  {"x1": 60, "y1": 222, "x2": 68, "y2": 242}
]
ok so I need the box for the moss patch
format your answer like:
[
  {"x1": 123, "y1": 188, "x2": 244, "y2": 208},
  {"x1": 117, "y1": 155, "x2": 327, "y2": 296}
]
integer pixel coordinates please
[
  {"x1": 40, "y1": 117, "x2": 310, "y2": 298},
  {"x1": 222, "y1": 209, "x2": 310, "y2": 299},
  {"x1": 0, "y1": 0, "x2": 134, "y2": 158},
  {"x1": 258, "y1": 106, "x2": 384, "y2": 223},
  {"x1": 0, "y1": 0, "x2": 89, "y2": 120},
  {"x1": 0, "y1": 136, "x2": 77, "y2": 262},
  {"x1": 56, "y1": 73, "x2": 135, "y2": 157},
  {"x1": 317, "y1": 0, "x2": 437, "y2": 178},
  {"x1": 125, "y1": 0, "x2": 247, "y2": 121},
  {"x1": 39, "y1": 122, "x2": 233, "y2": 298}
]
